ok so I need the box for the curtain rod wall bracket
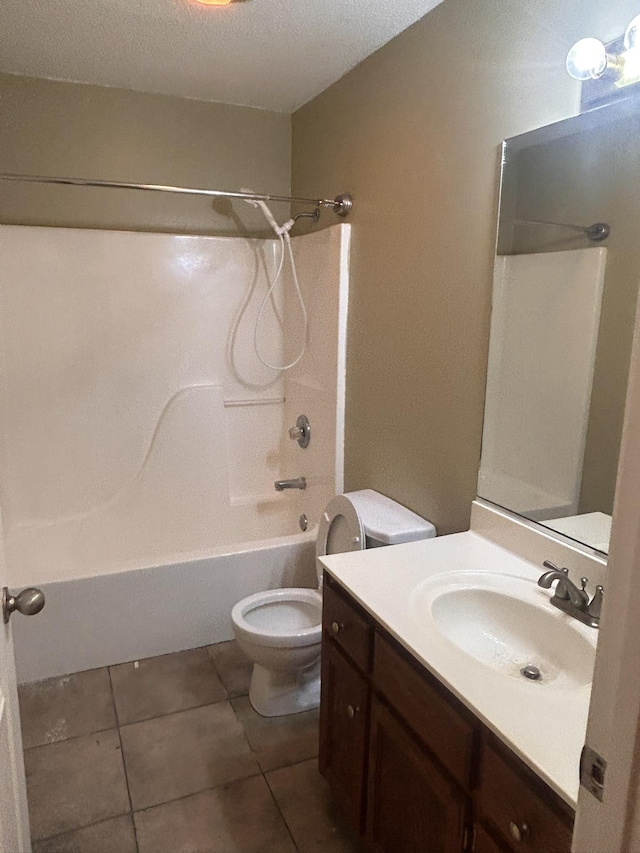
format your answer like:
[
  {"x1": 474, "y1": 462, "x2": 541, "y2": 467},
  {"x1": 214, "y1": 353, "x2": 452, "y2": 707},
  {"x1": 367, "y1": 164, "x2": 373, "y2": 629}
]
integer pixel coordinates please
[{"x1": 331, "y1": 193, "x2": 353, "y2": 217}]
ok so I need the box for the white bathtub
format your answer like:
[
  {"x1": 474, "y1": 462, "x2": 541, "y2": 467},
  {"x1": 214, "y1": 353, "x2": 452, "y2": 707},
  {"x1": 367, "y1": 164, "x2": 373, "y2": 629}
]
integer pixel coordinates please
[{"x1": 13, "y1": 526, "x2": 317, "y2": 684}]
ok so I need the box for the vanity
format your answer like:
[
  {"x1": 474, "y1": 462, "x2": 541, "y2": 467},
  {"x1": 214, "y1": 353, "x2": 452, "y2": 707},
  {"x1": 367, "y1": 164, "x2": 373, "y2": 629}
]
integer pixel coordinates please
[
  {"x1": 314, "y1": 92, "x2": 640, "y2": 852},
  {"x1": 318, "y1": 516, "x2": 601, "y2": 852}
]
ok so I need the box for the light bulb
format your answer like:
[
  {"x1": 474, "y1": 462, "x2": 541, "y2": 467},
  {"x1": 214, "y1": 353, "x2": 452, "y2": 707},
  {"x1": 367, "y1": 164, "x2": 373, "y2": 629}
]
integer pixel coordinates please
[
  {"x1": 624, "y1": 14, "x2": 640, "y2": 50},
  {"x1": 566, "y1": 38, "x2": 607, "y2": 80}
]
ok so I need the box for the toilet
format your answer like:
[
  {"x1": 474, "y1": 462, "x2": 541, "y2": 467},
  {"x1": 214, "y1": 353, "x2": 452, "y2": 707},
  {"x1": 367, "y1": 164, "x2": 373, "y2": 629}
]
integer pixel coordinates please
[{"x1": 231, "y1": 489, "x2": 436, "y2": 717}]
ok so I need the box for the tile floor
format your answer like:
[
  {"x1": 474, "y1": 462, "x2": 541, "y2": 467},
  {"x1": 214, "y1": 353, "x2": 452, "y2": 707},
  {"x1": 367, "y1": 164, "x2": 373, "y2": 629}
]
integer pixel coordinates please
[{"x1": 18, "y1": 642, "x2": 359, "y2": 853}]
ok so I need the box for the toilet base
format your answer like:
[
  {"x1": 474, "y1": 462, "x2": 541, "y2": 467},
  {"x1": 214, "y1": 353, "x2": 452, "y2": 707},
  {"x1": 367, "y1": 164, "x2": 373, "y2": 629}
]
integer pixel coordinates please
[{"x1": 248, "y1": 661, "x2": 321, "y2": 717}]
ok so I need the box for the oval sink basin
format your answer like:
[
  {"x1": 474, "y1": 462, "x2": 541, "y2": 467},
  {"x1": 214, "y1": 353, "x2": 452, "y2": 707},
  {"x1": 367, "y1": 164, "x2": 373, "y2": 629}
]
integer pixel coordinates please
[{"x1": 411, "y1": 571, "x2": 596, "y2": 689}]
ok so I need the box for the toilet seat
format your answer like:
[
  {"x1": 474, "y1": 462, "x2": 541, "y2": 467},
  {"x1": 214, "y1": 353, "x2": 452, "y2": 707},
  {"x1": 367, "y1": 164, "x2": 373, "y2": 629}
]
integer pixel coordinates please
[
  {"x1": 315, "y1": 494, "x2": 365, "y2": 563},
  {"x1": 231, "y1": 588, "x2": 322, "y2": 648}
]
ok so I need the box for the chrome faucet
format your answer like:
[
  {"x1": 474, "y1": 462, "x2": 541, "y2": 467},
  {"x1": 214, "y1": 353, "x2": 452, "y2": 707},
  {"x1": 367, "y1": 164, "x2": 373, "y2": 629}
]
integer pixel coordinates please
[
  {"x1": 537, "y1": 560, "x2": 603, "y2": 628},
  {"x1": 274, "y1": 477, "x2": 307, "y2": 491}
]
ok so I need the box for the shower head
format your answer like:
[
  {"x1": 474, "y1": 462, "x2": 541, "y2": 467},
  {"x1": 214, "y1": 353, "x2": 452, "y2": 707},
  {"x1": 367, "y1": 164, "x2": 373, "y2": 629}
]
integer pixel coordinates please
[
  {"x1": 241, "y1": 190, "x2": 281, "y2": 233},
  {"x1": 293, "y1": 208, "x2": 320, "y2": 224}
]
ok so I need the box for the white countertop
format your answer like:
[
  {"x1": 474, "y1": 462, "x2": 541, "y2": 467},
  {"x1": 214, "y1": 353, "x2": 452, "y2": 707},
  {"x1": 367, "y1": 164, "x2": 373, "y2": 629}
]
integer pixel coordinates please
[{"x1": 320, "y1": 530, "x2": 597, "y2": 808}]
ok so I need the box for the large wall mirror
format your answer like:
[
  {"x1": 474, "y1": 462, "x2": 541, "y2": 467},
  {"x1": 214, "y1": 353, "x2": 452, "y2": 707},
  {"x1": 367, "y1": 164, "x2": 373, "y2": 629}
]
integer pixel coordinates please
[{"x1": 478, "y1": 99, "x2": 640, "y2": 555}]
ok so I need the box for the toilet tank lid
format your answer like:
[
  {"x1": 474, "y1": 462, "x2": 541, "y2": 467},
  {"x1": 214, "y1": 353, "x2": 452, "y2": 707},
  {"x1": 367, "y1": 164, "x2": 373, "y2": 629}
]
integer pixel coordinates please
[{"x1": 344, "y1": 489, "x2": 436, "y2": 545}]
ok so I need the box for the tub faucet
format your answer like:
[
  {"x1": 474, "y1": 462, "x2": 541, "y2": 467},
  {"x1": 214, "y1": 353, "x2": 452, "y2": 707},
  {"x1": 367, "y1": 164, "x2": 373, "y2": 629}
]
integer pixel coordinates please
[
  {"x1": 537, "y1": 560, "x2": 603, "y2": 628},
  {"x1": 274, "y1": 477, "x2": 307, "y2": 491}
]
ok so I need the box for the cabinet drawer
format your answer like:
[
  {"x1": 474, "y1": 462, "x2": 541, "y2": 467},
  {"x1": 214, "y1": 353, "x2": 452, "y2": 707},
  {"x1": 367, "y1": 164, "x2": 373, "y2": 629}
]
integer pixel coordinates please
[
  {"x1": 479, "y1": 741, "x2": 573, "y2": 853},
  {"x1": 323, "y1": 580, "x2": 372, "y2": 672},
  {"x1": 372, "y1": 633, "x2": 475, "y2": 789}
]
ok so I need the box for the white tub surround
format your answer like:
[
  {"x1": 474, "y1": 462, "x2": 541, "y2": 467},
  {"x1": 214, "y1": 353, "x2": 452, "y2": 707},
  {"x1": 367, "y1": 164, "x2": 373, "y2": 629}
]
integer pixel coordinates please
[
  {"x1": 479, "y1": 248, "x2": 606, "y2": 520},
  {"x1": 0, "y1": 224, "x2": 350, "y2": 585},
  {"x1": 0, "y1": 223, "x2": 350, "y2": 682},
  {"x1": 319, "y1": 530, "x2": 601, "y2": 808}
]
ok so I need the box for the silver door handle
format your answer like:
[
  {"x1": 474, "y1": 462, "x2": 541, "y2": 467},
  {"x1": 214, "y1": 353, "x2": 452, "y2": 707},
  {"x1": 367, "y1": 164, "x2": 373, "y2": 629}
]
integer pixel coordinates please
[{"x1": 3, "y1": 586, "x2": 45, "y2": 624}]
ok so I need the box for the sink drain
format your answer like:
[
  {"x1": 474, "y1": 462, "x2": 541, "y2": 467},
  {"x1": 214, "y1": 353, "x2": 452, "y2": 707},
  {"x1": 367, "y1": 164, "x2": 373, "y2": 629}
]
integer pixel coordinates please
[{"x1": 520, "y1": 664, "x2": 541, "y2": 681}]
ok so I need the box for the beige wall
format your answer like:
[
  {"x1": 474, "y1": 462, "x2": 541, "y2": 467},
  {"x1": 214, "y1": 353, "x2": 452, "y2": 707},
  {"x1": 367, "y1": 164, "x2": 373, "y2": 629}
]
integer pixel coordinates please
[
  {"x1": 0, "y1": 74, "x2": 291, "y2": 235},
  {"x1": 292, "y1": 0, "x2": 639, "y2": 535}
]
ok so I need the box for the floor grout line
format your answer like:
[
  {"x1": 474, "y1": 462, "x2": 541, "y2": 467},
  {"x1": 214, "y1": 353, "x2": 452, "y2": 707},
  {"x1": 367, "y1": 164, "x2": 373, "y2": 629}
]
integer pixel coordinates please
[
  {"x1": 263, "y1": 769, "x2": 301, "y2": 853},
  {"x1": 116, "y1": 694, "x2": 236, "y2": 730},
  {"x1": 107, "y1": 666, "x2": 140, "y2": 853},
  {"x1": 22, "y1": 723, "x2": 120, "y2": 753},
  {"x1": 30, "y1": 813, "x2": 135, "y2": 849}
]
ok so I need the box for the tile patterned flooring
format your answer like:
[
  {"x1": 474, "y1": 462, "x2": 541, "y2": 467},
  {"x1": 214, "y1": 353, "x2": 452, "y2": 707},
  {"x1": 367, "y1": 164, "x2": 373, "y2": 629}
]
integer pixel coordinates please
[{"x1": 18, "y1": 642, "x2": 359, "y2": 853}]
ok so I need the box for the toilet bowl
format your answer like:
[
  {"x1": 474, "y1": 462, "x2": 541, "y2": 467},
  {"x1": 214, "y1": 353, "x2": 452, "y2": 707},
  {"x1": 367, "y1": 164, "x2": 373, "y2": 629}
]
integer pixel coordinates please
[{"x1": 231, "y1": 489, "x2": 436, "y2": 717}]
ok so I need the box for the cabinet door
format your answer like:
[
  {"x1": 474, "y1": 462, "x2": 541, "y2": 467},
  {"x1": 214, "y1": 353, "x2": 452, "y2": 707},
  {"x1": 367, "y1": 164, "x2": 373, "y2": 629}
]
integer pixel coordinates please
[
  {"x1": 319, "y1": 640, "x2": 370, "y2": 831},
  {"x1": 366, "y1": 698, "x2": 470, "y2": 853}
]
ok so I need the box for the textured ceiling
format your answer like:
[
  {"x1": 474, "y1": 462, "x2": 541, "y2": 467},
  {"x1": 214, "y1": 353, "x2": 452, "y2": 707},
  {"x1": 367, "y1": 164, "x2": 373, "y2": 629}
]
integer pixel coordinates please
[{"x1": 0, "y1": 0, "x2": 444, "y2": 113}]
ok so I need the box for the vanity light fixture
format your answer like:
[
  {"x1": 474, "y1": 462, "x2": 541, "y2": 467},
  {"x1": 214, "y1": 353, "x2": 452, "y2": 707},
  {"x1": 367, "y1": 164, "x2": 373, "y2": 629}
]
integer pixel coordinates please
[
  {"x1": 567, "y1": 13, "x2": 640, "y2": 107},
  {"x1": 192, "y1": 0, "x2": 233, "y2": 6}
]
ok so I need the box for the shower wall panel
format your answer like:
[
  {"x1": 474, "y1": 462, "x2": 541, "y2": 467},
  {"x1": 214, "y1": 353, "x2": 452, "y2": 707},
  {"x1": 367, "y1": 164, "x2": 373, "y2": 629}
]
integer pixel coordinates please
[
  {"x1": 281, "y1": 225, "x2": 350, "y2": 526},
  {"x1": 0, "y1": 227, "x2": 286, "y2": 581},
  {"x1": 0, "y1": 224, "x2": 349, "y2": 586}
]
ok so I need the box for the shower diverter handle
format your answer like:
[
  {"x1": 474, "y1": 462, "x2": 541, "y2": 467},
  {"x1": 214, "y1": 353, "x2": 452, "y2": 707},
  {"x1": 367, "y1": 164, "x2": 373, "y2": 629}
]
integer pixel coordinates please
[{"x1": 288, "y1": 415, "x2": 311, "y2": 449}]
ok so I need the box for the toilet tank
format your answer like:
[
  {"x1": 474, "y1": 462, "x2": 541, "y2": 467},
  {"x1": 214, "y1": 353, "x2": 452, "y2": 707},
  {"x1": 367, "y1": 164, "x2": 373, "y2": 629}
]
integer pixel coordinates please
[{"x1": 345, "y1": 489, "x2": 436, "y2": 548}]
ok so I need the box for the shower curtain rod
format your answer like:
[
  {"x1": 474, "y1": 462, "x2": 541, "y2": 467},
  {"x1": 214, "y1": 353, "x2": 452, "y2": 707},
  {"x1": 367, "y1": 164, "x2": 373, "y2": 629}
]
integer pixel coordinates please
[
  {"x1": 514, "y1": 218, "x2": 610, "y2": 242},
  {"x1": 0, "y1": 172, "x2": 353, "y2": 217}
]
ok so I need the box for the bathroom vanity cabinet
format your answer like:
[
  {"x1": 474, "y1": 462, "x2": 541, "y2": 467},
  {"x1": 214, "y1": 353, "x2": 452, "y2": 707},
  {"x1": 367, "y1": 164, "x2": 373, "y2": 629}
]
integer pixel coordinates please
[{"x1": 319, "y1": 575, "x2": 574, "y2": 853}]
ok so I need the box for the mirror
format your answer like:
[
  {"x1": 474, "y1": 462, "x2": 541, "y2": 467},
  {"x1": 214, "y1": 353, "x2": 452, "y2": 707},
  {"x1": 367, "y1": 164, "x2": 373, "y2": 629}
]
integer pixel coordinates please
[{"x1": 478, "y1": 99, "x2": 640, "y2": 555}]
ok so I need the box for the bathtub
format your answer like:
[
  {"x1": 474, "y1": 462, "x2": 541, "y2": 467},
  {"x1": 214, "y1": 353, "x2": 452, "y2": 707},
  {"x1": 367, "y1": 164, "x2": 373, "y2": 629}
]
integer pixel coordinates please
[
  {"x1": 1, "y1": 223, "x2": 349, "y2": 684},
  {"x1": 12, "y1": 524, "x2": 317, "y2": 684}
]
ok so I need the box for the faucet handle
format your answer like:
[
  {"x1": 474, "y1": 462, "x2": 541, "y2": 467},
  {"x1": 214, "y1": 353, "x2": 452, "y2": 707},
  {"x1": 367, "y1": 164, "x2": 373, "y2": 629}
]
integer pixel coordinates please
[
  {"x1": 543, "y1": 560, "x2": 569, "y2": 575},
  {"x1": 588, "y1": 585, "x2": 604, "y2": 621}
]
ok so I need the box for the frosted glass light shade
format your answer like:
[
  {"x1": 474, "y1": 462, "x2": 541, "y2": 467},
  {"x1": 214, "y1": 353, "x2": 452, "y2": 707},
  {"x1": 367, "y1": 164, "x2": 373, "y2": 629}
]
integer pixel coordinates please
[
  {"x1": 624, "y1": 14, "x2": 640, "y2": 50},
  {"x1": 566, "y1": 38, "x2": 607, "y2": 80}
]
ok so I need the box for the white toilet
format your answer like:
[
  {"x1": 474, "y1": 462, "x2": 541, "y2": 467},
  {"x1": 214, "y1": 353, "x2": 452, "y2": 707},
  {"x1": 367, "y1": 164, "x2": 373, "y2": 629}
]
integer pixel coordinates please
[{"x1": 231, "y1": 489, "x2": 436, "y2": 717}]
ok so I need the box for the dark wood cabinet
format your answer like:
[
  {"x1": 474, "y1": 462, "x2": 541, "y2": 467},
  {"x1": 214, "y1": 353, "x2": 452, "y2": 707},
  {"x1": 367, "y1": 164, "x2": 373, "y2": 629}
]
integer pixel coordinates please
[
  {"x1": 478, "y1": 738, "x2": 574, "y2": 853},
  {"x1": 474, "y1": 824, "x2": 510, "y2": 853},
  {"x1": 320, "y1": 575, "x2": 575, "y2": 853},
  {"x1": 367, "y1": 697, "x2": 470, "y2": 852},
  {"x1": 319, "y1": 640, "x2": 370, "y2": 831}
]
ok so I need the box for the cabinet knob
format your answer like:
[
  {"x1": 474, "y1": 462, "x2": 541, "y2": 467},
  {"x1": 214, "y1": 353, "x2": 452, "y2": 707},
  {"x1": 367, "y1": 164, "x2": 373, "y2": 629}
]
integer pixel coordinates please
[
  {"x1": 346, "y1": 704, "x2": 358, "y2": 720},
  {"x1": 509, "y1": 821, "x2": 530, "y2": 843},
  {"x1": 331, "y1": 621, "x2": 342, "y2": 635}
]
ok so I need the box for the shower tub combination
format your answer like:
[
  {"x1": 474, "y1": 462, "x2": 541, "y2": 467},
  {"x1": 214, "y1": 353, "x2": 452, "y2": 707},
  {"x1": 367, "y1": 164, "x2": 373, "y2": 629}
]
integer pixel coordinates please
[{"x1": 0, "y1": 221, "x2": 350, "y2": 683}]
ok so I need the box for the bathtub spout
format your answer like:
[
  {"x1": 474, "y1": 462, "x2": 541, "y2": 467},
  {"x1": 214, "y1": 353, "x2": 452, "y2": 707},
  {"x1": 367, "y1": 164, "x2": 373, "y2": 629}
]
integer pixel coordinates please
[{"x1": 274, "y1": 478, "x2": 307, "y2": 491}]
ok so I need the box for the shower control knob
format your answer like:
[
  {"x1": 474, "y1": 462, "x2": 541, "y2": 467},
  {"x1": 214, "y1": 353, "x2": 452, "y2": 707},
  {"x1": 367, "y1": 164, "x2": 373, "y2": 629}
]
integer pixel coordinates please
[
  {"x1": 2, "y1": 586, "x2": 46, "y2": 624},
  {"x1": 288, "y1": 415, "x2": 311, "y2": 449}
]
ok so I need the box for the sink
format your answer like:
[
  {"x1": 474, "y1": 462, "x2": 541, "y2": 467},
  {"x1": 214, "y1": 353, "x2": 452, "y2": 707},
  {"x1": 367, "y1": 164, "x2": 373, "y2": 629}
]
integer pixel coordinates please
[{"x1": 411, "y1": 571, "x2": 596, "y2": 689}]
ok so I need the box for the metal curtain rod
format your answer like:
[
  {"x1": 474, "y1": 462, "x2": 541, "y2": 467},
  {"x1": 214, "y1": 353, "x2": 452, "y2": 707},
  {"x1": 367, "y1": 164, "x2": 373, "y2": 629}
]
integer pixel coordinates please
[
  {"x1": 514, "y1": 218, "x2": 610, "y2": 242},
  {"x1": 0, "y1": 173, "x2": 353, "y2": 217}
]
